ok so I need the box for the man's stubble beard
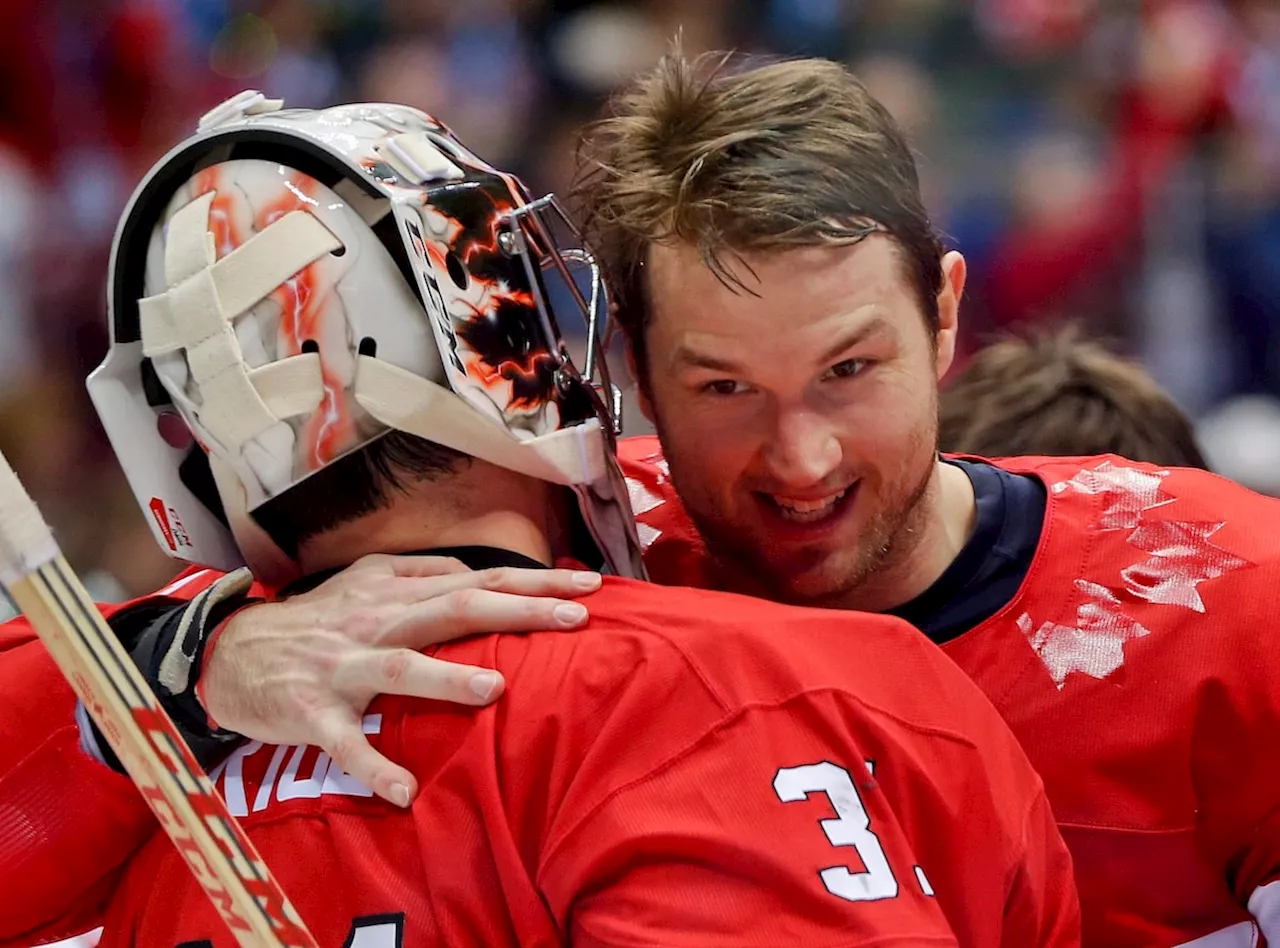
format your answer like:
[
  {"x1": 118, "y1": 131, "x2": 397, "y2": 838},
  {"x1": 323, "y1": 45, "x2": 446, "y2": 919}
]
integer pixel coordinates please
[{"x1": 654, "y1": 405, "x2": 942, "y2": 615}]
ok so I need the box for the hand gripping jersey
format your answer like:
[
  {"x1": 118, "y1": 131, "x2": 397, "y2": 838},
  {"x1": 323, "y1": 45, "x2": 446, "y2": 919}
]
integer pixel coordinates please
[
  {"x1": 93, "y1": 578, "x2": 1075, "y2": 948},
  {"x1": 621, "y1": 437, "x2": 1280, "y2": 947}
]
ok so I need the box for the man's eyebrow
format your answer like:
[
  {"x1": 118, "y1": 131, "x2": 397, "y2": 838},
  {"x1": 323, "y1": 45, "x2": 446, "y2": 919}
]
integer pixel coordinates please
[
  {"x1": 817, "y1": 317, "x2": 892, "y2": 366},
  {"x1": 670, "y1": 346, "x2": 743, "y2": 373},
  {"x1": 671, "y1": 316, "x2": 892, "y2": 374}
]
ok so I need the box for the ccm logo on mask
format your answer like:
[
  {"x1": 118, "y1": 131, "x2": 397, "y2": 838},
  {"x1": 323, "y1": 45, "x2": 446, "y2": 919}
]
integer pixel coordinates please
[{"x1": 403, "y1": 219, "x2": 466, "y2": 376}]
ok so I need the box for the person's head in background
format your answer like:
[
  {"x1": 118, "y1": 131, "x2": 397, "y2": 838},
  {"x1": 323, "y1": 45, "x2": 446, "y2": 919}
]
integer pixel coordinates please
[{"x1": 939, "y1": 325, "x2": 1209, "y2": 469}]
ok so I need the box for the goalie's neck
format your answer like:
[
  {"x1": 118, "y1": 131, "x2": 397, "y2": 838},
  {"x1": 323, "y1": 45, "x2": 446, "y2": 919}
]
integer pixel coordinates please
[{"x1": 294, "y1": 460, "x2": 569, "y2": 577}]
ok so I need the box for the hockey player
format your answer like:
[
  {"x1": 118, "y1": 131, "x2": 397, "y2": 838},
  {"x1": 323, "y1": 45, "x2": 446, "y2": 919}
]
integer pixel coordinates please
[
  {"x1": 4, "y1": 96, "x2": 1077, "y2": 946},
  {"x1": 577, "y1": 55, "x2": 1280, "y2": 946}
]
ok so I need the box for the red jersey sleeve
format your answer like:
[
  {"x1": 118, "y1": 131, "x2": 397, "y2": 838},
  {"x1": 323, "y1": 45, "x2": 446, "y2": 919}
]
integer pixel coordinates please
[
  {"x1": 1191, "y1": 575, "x2": 1280, "y2": 944},
  {"x1": 1006, "y1": 787, "x2": 1081, "y2": 948},
  {"x1": 1235, "y1": 810, "x2": 1280, "y2": 941},
  {"x1": 0, "y1": 567, "x2": 225, "y2": 946},
  {"x1": 0, "y1": 612, "x2": 150, "y2": 946}
]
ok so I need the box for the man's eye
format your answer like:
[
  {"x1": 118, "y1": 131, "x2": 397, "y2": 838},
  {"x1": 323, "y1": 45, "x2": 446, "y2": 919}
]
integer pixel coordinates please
[
  {"x1": 702, "y1": 379, "x2": 748, "y2": 396},
  {"x1": 826, "y1": 359, "x2": 868, "y2": 380}
]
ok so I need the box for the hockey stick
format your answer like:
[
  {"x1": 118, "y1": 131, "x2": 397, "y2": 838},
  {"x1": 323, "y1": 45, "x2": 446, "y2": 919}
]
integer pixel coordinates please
[{"x1": 0, "y1": 451, "x2": 317, "y2": 948}]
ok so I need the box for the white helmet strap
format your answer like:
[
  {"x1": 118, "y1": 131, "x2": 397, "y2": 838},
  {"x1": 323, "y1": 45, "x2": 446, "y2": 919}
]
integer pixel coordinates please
[
  {"x1": 137, "y1": 192, "x2": 339, "y2": 452},
  {"x1": 210, "y1": 356, "x2": 615, "y2": 588}
]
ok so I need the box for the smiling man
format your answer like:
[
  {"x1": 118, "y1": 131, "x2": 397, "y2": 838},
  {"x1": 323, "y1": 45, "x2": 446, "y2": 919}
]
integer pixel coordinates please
[
  {"x1": 563, "y1": 52, "x2": 1280, "y2": 946},
  {"x1": 641, "y1": 240, "x2": 968, "y2": 612}
]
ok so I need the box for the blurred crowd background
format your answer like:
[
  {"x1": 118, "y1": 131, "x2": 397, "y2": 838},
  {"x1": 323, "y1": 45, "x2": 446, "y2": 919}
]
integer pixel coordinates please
[{"x1": 1, "y1": 0, "x2": 1278, "y2": 600}]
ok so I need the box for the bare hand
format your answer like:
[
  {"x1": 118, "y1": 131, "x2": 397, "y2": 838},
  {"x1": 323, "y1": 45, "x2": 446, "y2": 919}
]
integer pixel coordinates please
[{"x1": 198, "y1": 553, "x2": 599, "y2": 807}]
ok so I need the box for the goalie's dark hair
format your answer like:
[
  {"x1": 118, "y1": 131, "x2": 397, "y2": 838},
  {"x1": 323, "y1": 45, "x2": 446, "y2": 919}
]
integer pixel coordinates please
[{"x1": 251, "y1": 431, "x2": 470, "y2": 558}]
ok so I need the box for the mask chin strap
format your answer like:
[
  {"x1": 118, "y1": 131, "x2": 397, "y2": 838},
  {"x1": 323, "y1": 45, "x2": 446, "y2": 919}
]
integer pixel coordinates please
[
  {"x1": 353, "y1": 355, "x2": 606, "y2": 485},
  {"x1": 570, "y1": 469, "x2": 649, "y2": 580},
  {"x1": 353, "y1": 355, "x2": 647, "y2": 580}
]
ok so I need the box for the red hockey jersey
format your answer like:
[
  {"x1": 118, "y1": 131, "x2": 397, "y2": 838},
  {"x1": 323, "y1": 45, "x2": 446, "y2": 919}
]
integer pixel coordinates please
[
  {"x1": 620, "y1": 437, "x2": 1280, "y2": 947},
  {"x1": 0, "y1": 598, "x2": 156, "y2": 945},
  {"x1": 95, "y1": 578, "x2": 1076, "y2": 947}
]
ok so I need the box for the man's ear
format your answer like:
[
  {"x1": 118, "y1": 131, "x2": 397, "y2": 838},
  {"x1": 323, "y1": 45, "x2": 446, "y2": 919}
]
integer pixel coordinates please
[{"x1": 935, "y1": 251, "x2": 967, "y2": 380}]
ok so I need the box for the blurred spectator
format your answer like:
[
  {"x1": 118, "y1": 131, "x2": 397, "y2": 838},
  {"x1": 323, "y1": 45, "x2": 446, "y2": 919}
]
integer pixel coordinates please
[
  {"x1": 210, "y1": 1, "x2": 341, "y2": 108},
  {"x1": 1197, "y1": 394, "x2": 1280, "y2": 495},
  {"x1": 0, "y1": 148, "x2": 41, "y2": 400}
]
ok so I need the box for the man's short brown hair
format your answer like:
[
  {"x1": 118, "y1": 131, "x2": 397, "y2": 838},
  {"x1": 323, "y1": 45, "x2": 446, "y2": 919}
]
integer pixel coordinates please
[
  {"x1": 572, "y1": 49, "x2": 944, "y2": 378},
  {"x1": 939, "y1": 327, "x2": 1209, "y2": 469}
]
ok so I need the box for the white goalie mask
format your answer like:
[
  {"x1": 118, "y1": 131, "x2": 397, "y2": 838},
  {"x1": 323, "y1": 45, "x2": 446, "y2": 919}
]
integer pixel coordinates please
[{"x1": 89, "y1": 91, "x2": 645, "y2": 585}]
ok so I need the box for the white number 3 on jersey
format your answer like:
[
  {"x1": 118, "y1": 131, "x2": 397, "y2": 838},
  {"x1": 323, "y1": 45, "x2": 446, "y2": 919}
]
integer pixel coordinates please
[
  {"x1": 343, "y1": 915, "x2": 403, "y2": 948},
  {"x1": 773, "y1": 761, "x2": 900, "y2": 902},
  {"x1": 178, "y1": 913, "x2": 404, "y2": 948}
]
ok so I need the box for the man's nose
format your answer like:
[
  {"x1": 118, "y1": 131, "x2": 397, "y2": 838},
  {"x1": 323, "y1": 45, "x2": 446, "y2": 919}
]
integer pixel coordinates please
[{"x1": 762, "y1": 407, "x2": 843, "y2": 487}]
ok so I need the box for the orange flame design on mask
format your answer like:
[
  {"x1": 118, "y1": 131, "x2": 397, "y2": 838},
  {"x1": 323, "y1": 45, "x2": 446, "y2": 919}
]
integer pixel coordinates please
[
  {"x1": 454, "y1": 286, "x2": 554, "y2": 409},
  {"x1": 193, "y1": 168, "x2": 244, "y2": 258},
  {"x1": 191, "y1": 168, "x2": 354, "y2": 472},
  {"x1": 428, "y1": 201, "x2": 555, "y2": 411},
  {"x1": 259, "y1": 174, "x2": 353, "y2": 471}
]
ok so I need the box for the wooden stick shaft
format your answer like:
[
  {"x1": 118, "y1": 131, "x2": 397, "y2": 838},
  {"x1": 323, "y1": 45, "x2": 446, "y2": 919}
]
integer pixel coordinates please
[{"x1": 8, "y1": 556, "x2": 316, "y2": 948}]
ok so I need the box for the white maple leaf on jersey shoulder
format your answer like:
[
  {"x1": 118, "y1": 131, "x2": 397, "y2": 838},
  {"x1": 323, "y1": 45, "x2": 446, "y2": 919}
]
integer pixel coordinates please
[{"x1": 1020, "y1": 458, "x2": 1254, "y2": 690}]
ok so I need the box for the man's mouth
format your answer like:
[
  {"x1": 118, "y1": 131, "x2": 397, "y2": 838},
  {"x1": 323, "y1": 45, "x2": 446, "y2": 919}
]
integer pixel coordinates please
[{"x1": 763, "y1": 485, "x2": 855, "y2": 524}]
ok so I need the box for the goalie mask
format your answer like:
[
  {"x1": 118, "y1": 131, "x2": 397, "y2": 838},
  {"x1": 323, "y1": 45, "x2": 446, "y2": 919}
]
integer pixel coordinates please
[{"x1": 89, "y1": 91, "x2": 644, "y2": 584}]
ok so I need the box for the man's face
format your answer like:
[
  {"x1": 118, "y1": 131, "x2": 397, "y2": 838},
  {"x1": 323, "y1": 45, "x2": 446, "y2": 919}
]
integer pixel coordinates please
[{"x1": 639, "y1": 238, "x2": 962, "y2": 607}]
